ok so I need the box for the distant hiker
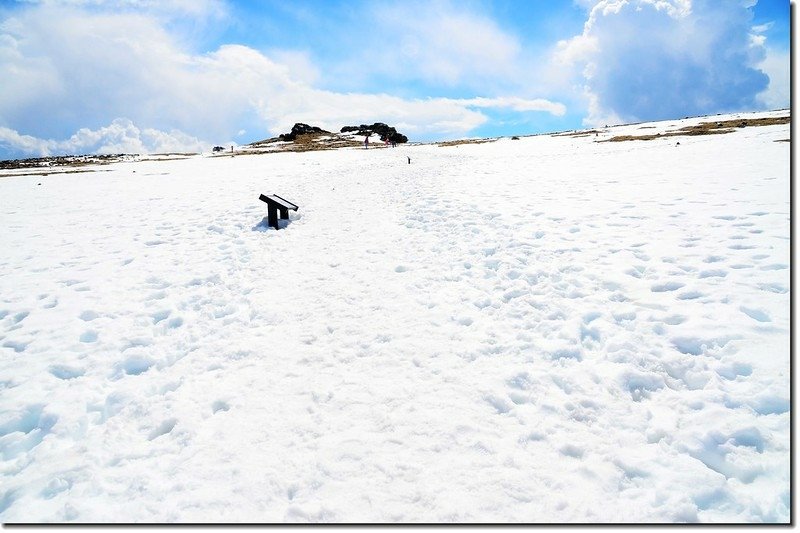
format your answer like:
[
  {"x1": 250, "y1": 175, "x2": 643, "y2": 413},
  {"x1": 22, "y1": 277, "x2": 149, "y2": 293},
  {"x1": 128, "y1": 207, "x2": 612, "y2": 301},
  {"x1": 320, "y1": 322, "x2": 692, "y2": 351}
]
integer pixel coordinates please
[
  {"x1": 365, "y1": 136, "x2": 369, "y2": 149},
  {"x1": 407, "y1": 156, "x2": 411, "y2": 164}
]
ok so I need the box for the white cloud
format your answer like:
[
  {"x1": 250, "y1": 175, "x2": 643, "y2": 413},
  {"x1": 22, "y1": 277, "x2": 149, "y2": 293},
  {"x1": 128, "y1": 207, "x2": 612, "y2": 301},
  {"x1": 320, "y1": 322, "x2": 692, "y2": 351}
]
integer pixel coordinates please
[
  {"x1": 557, "y1": 0, "x2": 772, "y2": 126},
  {"x1": 0, "y1": 91, "x2": 569, "y2": 157},
  {"x1": 301, "y1": 1, "x2": 567, "y2": 119},
  {"x1": 338, "y1": 0, "x2": 523, "y2": 89},
  {"x1": 0, "y1": 2, "x2": 566, "y2": 157},
  {"x1": 451, "y1": 97, "x2": 567, "y2": 116},
  {"x1": 755, "y1": 47, "x2": 790, "y2": 110},
  {"x1": 267, "y1": 49, "x2": 320, "y2": 86},
  {"x1": 0, "y1": 118, "x2": 209, "y2": 156},
  {"x1": 252, "y1": 91, "x2": 567, "y2": 140}
]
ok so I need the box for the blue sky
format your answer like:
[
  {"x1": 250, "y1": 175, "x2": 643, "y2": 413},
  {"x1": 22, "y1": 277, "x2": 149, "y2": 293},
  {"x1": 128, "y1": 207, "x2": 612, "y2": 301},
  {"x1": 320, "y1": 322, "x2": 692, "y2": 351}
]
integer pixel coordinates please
[{"x1": 0, "y1": 0, "x2": 791, "y2": 158}]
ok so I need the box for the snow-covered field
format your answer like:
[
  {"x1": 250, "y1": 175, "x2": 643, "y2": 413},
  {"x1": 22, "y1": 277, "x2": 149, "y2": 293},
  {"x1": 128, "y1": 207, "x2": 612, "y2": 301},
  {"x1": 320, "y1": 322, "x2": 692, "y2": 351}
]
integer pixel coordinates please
[{"x1": 0, "y1": 110, "x2": 790, "y2": 523}]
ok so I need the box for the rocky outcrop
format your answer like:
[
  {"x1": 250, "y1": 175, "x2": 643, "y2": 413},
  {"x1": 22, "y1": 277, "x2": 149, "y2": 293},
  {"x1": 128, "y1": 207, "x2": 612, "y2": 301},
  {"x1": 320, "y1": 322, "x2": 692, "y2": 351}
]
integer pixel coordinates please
[
  {"x1": 278, "y1": 123, "x2": 330, "y2": 142},
  {"x1": 340, "y1": 123, "x2": 408, "y2": 144},
  {"x1": 262, "y1": 121, "x2": 409, "y2": 148}
]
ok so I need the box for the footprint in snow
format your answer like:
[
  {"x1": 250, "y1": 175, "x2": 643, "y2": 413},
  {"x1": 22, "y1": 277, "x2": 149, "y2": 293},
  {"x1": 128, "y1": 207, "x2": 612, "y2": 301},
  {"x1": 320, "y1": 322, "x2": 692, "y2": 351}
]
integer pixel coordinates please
[
  {"x1": 582, "y1": 311, "x2": 602, "y2": 324},
  {"x1": 151, "y1": 310, "x2": 170, "y2": 324},
  {"x1": 79, "y1": 310, "x2": 99, "y2": 321},
  {"x1": 166, "y1": 317, "x2": 183, "y2": 328},
  {"x1": 3, "y1": 340, "x2": 29, "y2": 353},
  {"x1": 42, "y1": 299, "x2": 58, "y2": 309},
  {"x1": 559, "y1": 444, "x2": 585, "y2": 458},
  {"x1": 146, "y1": 290, "x2": 167, "y2": 301},
  {"x1": 716, "y1": 361, "x2": 752, "y2": 380},
  {"x1": 758, "y1": 282, "x2": 787, "y2": 294},
  {"x1": 49, "y1": 365, "x2": 85, "y2": 380},
  {"x1": 484, "y1": 394, "x2": 512, "y2": 414},
  {"x1": 739, "y1": 306, "x2": 771, "y2": 322},
  {"x1": 698, "y1": 269, "x2": 727, "y2": 278},
  {"x1": 662, "y1": 315, "x2": 687, "y2": 325},
  {"x1": 211, "y1": 400, "x2": 230, "y2": 414},
  {"x1": 148, "y1": 418, "x2": 177, "y2": 440},
  {"x1": 118, "y1": 355, "x2": 153, "y2": 376},
  {"x1": 759, "y1": 263, "x2": 787, "y2": 271},
  {"x1": 677, "y1": 290, "x2": 705, "y2": 300},
  {"x1": 79, "y1": 330, "x2": 98, "y2": 343},
  {"x1": 650, "y1": 281, "x2": 684, "y2": 292}
]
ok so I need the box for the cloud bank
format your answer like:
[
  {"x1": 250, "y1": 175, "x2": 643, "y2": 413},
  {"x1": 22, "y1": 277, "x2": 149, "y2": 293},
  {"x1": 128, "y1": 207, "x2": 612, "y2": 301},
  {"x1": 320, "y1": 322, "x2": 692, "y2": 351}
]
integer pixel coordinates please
[
  {"x1": 556, "y1": 0, "x2": 774, "y2": 126},
  {"x1": 0, "y1": 2, "x2": 564, "y2": 157},
  {"x1": 0, "y1": 119, "x2": 208, "y2": 156},
  {"x1": 0, "y1": 0, "x2": 787, "y2": 158}
]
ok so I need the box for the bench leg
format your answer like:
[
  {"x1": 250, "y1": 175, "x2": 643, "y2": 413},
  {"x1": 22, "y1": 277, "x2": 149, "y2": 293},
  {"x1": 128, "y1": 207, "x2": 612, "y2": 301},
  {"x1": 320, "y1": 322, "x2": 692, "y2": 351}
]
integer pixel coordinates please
[
  {"x1": 279, "y1": 207, "x2": 289, "y2": 220},
  {"x1": 268, "y1": 205, "x2": 279, "y2": 229}
]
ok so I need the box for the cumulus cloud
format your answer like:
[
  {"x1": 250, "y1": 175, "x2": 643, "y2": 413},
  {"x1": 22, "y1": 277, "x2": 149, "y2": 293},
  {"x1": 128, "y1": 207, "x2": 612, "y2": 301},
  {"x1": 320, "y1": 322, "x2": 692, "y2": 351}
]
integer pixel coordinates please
[
  {"x1": 0, "y1": 118, "x2": 209, "y2": 156},
  {"x1": 0, "y1": 1, "x2": 565, "y2": 157},
  {"x1": 755, "y1": 48, "x2": 789, "y2": 110},
  {"x1": 558, "y1": 0, "x2": 772, "y2": 126},
  {"x1": 751, "y1": 18, "x2": 790, "y2": 111}
]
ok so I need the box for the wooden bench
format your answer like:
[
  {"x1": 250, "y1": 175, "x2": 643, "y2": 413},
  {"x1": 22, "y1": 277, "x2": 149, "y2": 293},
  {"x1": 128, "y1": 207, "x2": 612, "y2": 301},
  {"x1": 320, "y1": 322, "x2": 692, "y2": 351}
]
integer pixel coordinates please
[{"x1": 259, "y1": 194, "x2": 298, "y2": 230}]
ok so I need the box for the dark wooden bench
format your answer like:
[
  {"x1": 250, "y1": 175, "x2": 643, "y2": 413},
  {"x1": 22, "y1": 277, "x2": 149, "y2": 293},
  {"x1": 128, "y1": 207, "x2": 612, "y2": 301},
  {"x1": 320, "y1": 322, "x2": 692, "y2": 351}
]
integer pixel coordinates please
[{"x1": 259, "y1": 194, "x2": 298, "y2": 230}]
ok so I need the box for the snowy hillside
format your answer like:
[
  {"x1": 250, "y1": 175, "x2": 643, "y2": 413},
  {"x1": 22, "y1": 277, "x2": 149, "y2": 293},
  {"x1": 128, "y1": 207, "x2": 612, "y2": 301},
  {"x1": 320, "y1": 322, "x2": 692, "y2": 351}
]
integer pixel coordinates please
[{"x1": 0, "y1": 110, "x2": 790, "y2": 523}]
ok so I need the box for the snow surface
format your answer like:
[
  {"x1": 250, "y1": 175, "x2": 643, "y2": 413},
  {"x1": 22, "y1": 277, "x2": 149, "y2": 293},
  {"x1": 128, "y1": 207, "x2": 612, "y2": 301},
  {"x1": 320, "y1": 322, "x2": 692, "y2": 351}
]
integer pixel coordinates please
[{"x1": 0, "y1": 110, "x2": 790, "y2": 523}]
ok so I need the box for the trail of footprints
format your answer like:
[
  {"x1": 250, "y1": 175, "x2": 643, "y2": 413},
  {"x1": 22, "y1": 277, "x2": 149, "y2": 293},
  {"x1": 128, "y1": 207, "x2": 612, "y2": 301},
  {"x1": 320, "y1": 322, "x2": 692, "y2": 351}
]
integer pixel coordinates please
[
  {"x1": 410, "y1": 201, "x2": 790, "y2": 486},
  {"x1": 1, "y1": 253, "x2": 247, "y2": 473}
]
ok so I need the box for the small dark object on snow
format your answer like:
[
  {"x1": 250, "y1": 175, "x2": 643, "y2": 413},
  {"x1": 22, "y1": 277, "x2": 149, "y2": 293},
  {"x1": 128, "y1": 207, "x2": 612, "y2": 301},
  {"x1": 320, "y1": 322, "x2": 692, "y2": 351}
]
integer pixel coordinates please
[
  {"x1": 212, "y1": 146, "x2": 225, "y2": 153},
  {"x1": 511, "y1": 136, "x2": 519, "y2": 140},
  {"x1": 259, "y1": 194, "x2": 298, "y2": 230},
  {"x1": 676, "y1": 142, "x2": 681, "y2": 146},
  {"x1": 37, "y1": 182, "x2": 41, "y2": 186},
  {"x1": 407, "y1": 156, "x2": 411, "y2": 164}
]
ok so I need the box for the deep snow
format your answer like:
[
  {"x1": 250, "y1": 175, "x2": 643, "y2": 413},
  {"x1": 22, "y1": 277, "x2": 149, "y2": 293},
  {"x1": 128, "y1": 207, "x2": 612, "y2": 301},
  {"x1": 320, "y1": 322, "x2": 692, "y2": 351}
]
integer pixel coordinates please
[{"x1": 0, "y1": 110, "x2": 790, "y2": 523}]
